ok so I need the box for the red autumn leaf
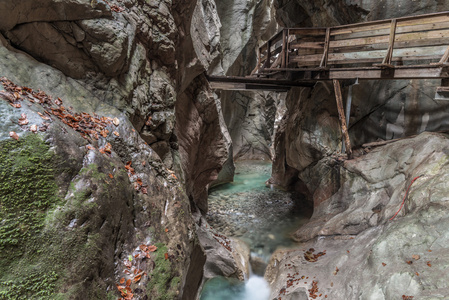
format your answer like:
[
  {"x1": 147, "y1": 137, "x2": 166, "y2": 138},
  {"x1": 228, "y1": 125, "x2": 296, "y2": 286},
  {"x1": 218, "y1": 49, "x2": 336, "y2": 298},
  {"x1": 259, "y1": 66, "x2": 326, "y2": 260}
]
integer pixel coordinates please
[
  {"x1": 136, "y1": 178, "x2": 143, "y2": 186},
  {"x1": 113, "y1": 131, "x2": 120, "y2": 137},
  {"x1": 406, "y1": 261, "x2": 413, "y2": 265},
  {"x1": 18, "y1": 113, "x2": 29, "y2": 125},
  {"x1": 139, "y1": 245, "x2": 147, "y2": 252},
  {"x1": 120, "y1": 278, "x2": 125, "y2": 284},
  {"x1": 9, "y1": 131, "x2": 19, "y2": 140},
  {"x1": 382, "y1": 263, "x2": 386, "y2": 266},
  {"x1": 148, "y1": 245, "x2": 157, "y2": 252},
  {"x1": 165, "y1": 228, "x2": 169, "y2": 233},
  {"x1": 164, "y1": 253, "x2": 169, "y2": 260},
  {"x1": 109, "y1": 173, "x2": 114, "y2": 179},
  {"x1": 126, "y1": 279, "x2": 131, "y2": 287},
  {"x1": 427, "y1": 261, "x2": 432, "y2": 267},
  {"x1": 134, "y1": 274, "x2": 142, "y2": 282}
]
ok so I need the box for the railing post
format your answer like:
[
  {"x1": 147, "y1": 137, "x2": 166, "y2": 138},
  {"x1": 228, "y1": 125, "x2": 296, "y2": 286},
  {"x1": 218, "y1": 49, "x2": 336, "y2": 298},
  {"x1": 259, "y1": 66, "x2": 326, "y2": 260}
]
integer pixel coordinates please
[
  {"x1": 266, "y1": 40, "x2": 272, "y2": 69},
  {"x1": 281, "y1": 29, "x2": 287, "y2": 68},
  {"x1": 382, "y1": 19, "x2": 397, "y2": 66},
  {"x1": 333, "y1": 79, "x2": 353, "y2": 159}
]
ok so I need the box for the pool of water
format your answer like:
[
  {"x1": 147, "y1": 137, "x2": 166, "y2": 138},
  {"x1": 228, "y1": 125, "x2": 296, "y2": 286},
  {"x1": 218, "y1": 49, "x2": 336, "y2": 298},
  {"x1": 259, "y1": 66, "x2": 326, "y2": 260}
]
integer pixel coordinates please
[
  {"x1": 207, "y1": 161, "x2": 311, "y2": 261},
  {"x1": 200, "y1": 161, "x2": 312, "y2": 300}
]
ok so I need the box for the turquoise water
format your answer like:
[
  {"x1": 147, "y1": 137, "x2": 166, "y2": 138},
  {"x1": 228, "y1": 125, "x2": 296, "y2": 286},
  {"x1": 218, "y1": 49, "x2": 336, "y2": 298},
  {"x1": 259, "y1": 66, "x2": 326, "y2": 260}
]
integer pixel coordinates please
[
  {"x1": 200, "y1": 276, "x2": 270, "y2": 300},
  {"x1": 201, "y1": 161, "x2": 311, "y2": 300}
]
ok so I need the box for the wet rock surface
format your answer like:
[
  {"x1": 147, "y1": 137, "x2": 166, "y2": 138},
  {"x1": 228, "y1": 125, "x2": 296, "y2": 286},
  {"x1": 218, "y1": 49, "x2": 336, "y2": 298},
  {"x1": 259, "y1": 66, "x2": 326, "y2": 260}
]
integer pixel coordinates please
[{"x1": 267, "y1": 132, "x2": 449, "y2": 299}]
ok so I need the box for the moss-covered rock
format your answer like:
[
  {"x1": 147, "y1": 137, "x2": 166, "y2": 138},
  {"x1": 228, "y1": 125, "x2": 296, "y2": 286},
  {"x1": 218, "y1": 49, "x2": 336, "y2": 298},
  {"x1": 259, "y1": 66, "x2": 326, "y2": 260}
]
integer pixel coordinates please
[
  {"x1": 147, "y1": 243, "x2": 180, "y2": 300},
  {"x1": 0, "y1": 134, "x2": 61, "y2": 298},
  {"x1": 0, "y1": 133, "x2": 136, "y2": 299}
]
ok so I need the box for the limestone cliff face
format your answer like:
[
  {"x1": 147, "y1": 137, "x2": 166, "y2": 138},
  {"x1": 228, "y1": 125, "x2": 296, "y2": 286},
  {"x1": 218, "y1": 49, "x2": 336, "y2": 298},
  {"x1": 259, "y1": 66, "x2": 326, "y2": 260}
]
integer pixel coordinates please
[
  {"x1": 0, "y1": 0, "x2": 227, "y2": 298},
  {"x1": 212, "y1": 0, "x2": 283, "y2": 164}
]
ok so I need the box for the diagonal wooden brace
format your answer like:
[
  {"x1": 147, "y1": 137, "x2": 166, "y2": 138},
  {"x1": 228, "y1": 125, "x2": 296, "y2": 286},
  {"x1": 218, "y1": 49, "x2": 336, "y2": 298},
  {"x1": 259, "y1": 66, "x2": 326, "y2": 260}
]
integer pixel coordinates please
[
  {"x1": 438, "y1": 45, "x2": 449, "y2": 65},
  {"x1": 333, "y1": 79, "x2": 353, "y2": 159},
  {"x1": 382, "y1": 19, "x2": 397, "y2": 66}
]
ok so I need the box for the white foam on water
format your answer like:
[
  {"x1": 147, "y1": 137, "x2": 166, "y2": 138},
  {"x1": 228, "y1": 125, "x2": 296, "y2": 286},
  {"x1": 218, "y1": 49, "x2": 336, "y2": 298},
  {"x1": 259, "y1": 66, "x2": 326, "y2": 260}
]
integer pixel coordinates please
[{"x1": 243, "y1": 276, "x2": 270, "y2": 300}]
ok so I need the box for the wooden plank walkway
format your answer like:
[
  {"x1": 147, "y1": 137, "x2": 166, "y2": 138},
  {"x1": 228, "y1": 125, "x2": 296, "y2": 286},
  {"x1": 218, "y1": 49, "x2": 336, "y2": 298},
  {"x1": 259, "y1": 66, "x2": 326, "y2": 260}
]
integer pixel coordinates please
[
  {"x1": 208, "y1": 11, "x2": 449, "y2": 91},
  {"x1": 208, "y1": 11, "x2": 449, "y2": 159}
]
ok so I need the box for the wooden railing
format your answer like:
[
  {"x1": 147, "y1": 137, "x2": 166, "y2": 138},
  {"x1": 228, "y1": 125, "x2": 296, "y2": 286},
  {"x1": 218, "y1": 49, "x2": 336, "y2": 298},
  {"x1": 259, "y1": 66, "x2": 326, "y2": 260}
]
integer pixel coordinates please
[{"x1": 253, "y1": 11, "x2": 449, "y2": 75}]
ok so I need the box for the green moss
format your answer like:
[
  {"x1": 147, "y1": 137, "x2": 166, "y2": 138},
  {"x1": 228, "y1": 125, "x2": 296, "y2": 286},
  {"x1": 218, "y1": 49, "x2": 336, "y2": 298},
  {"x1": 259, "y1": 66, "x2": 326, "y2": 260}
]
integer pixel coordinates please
[
  {"x1": 0, "y1": 135, "x2": 61, "y2": 298},
  {"x1": 0, "y1": 135, "x2": 59, "y2": 258},
  {"x1": 147, "y1": 243, "x2": 179, "y2": 300}
]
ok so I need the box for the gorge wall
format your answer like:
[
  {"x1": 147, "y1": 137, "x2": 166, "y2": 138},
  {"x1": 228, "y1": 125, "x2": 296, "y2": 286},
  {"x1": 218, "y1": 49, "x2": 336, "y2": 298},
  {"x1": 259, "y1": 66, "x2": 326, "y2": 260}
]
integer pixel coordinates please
[
  {"x1": 0, "y1": 0, "x2": 230, "y2": 298},
  {"x1": 265, "y1": 1, "x2": 449, "y2": 299}
]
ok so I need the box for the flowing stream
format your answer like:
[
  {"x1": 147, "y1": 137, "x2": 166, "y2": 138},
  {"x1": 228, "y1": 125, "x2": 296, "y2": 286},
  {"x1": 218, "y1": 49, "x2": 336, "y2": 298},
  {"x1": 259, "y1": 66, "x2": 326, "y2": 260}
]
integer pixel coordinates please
[{"x1": 200, "y1": 161, "x2": 312, "y2": 300}]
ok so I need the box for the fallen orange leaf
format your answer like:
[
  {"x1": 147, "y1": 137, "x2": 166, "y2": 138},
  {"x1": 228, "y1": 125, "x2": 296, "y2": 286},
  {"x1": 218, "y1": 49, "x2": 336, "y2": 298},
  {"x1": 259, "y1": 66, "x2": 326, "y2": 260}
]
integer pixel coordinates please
[
  {"x1": 134, "y1": 274, "x2": 142, "y2": 282},
  {"x1": 10, "y1": 102, "x2": 21, "y2": 108},
  {"x1": 113, "y1": 131, "x2": 120, "y2": 137},
  {"x1": 109, "y1": 173, "x2": 114, "y2": 178},
  {"x1": 148, "y1": 245, "x2": 157, "y2": 252},
  {"x1": 126, "y1": 279, "x2": 131, "y2": 287},
  {"x1": 164, "y1": 253, "x2": 168, "y2": 260},
  {"x1": 18, "y1": 113, "x2": 29, "y2": 125},
  {"x1": 165, "y1": 228, "x2": 168, "y2": 233},
  {"x1": 9, "y1": 131, "x2": 19, "y2": 140},
  {"x1": 120, "y1": 278, "x2": 125, "y2": 284}
]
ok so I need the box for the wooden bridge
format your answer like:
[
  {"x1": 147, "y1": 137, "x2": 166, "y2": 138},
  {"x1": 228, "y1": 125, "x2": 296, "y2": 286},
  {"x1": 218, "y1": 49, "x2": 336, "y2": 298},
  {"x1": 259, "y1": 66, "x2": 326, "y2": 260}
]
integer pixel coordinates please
[{"x1": 208, "y1": 11, "x2": 449, "y2": 158}]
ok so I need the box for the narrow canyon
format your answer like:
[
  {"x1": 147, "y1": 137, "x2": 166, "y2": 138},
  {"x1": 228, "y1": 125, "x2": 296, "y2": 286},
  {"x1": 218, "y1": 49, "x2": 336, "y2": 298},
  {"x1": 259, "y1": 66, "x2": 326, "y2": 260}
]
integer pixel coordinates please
[{"x1": 1, "y1": 1, "x2": 449, "y2": 299}]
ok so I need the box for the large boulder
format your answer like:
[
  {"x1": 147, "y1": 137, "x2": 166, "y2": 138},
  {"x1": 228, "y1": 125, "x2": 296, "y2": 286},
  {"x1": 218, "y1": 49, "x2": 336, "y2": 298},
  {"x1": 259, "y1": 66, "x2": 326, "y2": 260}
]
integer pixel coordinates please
[{"x1": 266, "y1": 132, "x2": 449, "y2": 299}]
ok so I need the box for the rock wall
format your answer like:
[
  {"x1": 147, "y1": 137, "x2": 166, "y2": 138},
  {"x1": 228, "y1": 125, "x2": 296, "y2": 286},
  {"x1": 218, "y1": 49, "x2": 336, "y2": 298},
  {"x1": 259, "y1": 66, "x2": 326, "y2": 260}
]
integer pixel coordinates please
[
  {"x1": 0, "y1": 0, "x2": 229, "y2": 298},
  {"x1": 212, "y1": 0, "x2": 284, "y2": 164},
  {"x1": 266, "y1": 132, "x2": 449, "y2": 299},
  {"x1": 266, "y1": 1, "x2": 449, "y2": 299}
]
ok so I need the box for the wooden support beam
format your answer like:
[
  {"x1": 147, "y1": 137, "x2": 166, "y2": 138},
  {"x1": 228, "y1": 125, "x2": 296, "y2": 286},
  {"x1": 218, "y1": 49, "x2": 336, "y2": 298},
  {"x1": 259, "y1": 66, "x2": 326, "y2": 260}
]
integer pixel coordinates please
[
  {"x1": 333, "y1": 79, "x2": 353, "y2": 159},
  {"x1": 438, "y1": 45, "x2": 449, "y2": 64},
  {"x1": 281, "y1": 29, "x2": 287, "y2": 68},
  {"x1": 319, "y1": 28, "x2": 331, "y2": 68},
  {"x1": 381, "y1": 19, "x2": 397, "y2": 66},
  {"x1": 265, "y1": 40, "x2": 272, "y2": 69}
]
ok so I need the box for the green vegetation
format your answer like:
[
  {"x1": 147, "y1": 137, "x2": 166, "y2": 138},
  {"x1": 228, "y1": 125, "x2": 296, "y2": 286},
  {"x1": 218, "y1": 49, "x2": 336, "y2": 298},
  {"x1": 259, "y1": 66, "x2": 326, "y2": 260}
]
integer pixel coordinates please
[
  {"x1": 0, "y1": 135, "x2": 59, "y2": 259},
  {"x1": 0, "y1": 135, "x2": 61, "y2": 298},
  {"x1": 147, "y1": 243, "x2": 180, "y2": 300}
]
